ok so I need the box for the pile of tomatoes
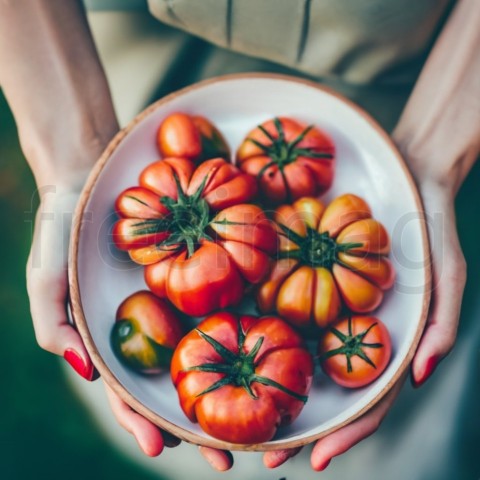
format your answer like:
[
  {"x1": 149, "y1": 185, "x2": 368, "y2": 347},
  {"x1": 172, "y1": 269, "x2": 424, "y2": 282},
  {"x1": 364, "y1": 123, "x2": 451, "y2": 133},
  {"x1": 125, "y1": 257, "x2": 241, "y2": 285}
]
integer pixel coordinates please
[{"x1": 110, "y1": 112, "x2": 395, "y2": 444}]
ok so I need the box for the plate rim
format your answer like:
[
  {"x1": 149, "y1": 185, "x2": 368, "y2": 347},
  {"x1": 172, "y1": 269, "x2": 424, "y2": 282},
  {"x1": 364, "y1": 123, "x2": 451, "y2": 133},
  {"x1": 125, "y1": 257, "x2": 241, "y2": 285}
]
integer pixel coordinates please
[{"x1": 68, "y1": 72, "x2": 432, "y2": 451}]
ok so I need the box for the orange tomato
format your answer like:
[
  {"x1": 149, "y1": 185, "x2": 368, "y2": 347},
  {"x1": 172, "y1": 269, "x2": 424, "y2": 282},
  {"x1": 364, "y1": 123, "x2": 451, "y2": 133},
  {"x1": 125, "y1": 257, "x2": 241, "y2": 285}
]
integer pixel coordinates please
[
  {"x1": 257, "y1": 195, "x2": 395, "y2": 329},
  {"x1": 157, "y1": 112, "x2": 230, "y2": 163},
  {"x1": 318, "y1": 316, "x2": 392, "y2": 388}
]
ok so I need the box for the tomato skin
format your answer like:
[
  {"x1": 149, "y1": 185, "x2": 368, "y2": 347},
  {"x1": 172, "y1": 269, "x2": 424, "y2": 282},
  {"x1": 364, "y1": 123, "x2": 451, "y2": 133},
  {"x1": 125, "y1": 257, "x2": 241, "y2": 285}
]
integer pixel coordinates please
[
  {"x1": 112, "y1": 218, "x2": 169, "y2": 250},
  {"x1": 236, "y1": 117, "x2": 335, "y2": 205},
  {"x1": 111, "y1": 291, "x2": 184, "y2": 374},
  {"x1": 332, "y1": 264, "x2": 384, "y2": 313},
  {"x1": 319, "y1": 194, "x2": 371, "y2": 238},
  {"x1": 115, "y1": 187, "x2": 169, "y2": 219},
  {"x1": 196, "y1": 385, "x2": 280, "y2": 444},
  {"x1": 165, "y1": 241, "x2": 245, "y2": 316},
  {"x1": 157, "y1": 113, "x2": 230, "y2": 163},
  {"x1": 318, "y1": 316, "x2": 392, "y2": 388},
  {"x1": 257, "y1": 195, "x2": 394, "y2": 329},
  {"x1": 113, "y1": 157, "x2": 275, "y2": 316},
  {"x1": 171, "y1": 313, "x2": 314, "y2": 444}
]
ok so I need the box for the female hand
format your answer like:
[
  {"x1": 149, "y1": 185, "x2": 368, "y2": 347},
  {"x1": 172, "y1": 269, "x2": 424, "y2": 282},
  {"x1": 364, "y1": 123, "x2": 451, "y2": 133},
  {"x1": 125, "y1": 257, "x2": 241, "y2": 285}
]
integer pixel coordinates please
[
  {"x1": 261, "y1": 0, "x2": 479, "y2": 470},
  {"x1": 261, "y1": 171, "x2": 467, "y2": 471},
  {"x1": 27, "y1": 187, "x2": 96, "y2": 380}
]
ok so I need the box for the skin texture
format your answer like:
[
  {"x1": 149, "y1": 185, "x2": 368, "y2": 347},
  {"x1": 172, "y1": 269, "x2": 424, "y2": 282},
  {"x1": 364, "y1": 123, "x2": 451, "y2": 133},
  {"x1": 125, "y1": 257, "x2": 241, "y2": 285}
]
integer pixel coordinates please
[
  {"x1": 111, "y1": 291, "x2": 184, "y2": 374},
  {"x1": 1, "y1": 0, "x2": 478, "y2": 472},
  {"x1": 171, "y1": 313, "x2": 313, "y2": 444},
  {"x1": 319, "y1": 316, "x2": 392, "y2": 388},
  {"x1": 236, "y1": 117, "x2": 335, "y2": 205},
  {"x1": 157, "y1": 112, "x2": 230, "y2": 162},
  {"x1": 113, "y1": 157, "x2": 275, "y2": 316},
  {"x1": 257, "y1": 195, "x2": 393, "y2": 328}
]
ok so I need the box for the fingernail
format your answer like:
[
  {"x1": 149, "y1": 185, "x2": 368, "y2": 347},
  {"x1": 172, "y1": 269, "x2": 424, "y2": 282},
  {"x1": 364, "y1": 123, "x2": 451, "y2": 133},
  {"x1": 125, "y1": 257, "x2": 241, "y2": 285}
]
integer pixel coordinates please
[
  {"x1": 314, "y1": 458, "x2": 331, "y2": 471},
  {"x1": 64, "y1": 349, "x2": 94, "y2": 381},
  {"x1": 413, "y1": 355, "x2": 439, "y2": 388}
]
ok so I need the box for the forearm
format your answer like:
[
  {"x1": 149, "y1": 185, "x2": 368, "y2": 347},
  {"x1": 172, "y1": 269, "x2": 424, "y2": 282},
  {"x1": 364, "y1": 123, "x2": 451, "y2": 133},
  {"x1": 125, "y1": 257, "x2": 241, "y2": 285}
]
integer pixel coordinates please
[
  {"x1": 0, "y1": 0, "x2": 118, "y2": 193},
  {"x1": 393, "y1": 0, "x2": 480, "y2": 196}
]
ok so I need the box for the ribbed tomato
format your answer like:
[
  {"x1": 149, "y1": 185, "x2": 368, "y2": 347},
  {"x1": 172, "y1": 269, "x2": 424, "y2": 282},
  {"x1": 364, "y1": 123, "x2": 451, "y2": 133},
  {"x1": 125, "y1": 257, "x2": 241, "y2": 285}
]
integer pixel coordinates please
[
  {"x1": 157, "y1": 112, "x2": 230, "y2": 163},
  {"x1": 257, "y1": 195, "x2": 395, "y2": 329},
  {"x1": 236, "y1": 117, "x2": 335, "y2": 204},
  {"x1": 318, "y1": 315, "x2": 392, "y2": 388},
  {"x1": 113, "y1": 157, "x2": 277, "y2": 316},
  {"x1": 171, "y1": 312, "x2": 314, "y2": 444}
]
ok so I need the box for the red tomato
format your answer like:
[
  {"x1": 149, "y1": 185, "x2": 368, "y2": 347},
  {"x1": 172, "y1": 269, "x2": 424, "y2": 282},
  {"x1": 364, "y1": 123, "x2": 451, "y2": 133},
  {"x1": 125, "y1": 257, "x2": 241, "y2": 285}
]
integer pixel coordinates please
[
  {"x1": 113, "y1": 157, "x2": 277, "y2": 316},
  {"x1": 318, "y1": 316, "x2": 392, "y2": 388},
  {"x1": 257, "y1": 195, "x2": 395, "y2": 329},
  {"x1": 157, "y1": 112, "x2": 230, "y2": 163},
  {"x1": 171, "y1": 312, "x2": 314, "y2": 444},
  {"x1": 111, "y1": 291, "x2": 184, "y2": 374},
  {"x1": 236, "y1": 117, "x2": 335, "y2": 204}
]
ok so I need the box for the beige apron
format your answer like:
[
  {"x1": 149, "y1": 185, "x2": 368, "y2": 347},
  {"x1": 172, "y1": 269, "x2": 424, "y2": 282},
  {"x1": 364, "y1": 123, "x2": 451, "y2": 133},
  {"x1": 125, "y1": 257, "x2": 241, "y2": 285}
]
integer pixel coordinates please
[{"x1": 146, "y1": 0, "x2": 451, "y2": 84}]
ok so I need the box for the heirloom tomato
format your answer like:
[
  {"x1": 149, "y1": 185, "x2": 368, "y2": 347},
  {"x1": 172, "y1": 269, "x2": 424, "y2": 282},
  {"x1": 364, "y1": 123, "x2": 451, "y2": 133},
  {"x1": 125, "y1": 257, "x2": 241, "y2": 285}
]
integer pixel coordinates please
[
  {"x1": 113, "y1": 157, "x2": 277, "y2": 316},
  {"x1": 318, "y1": 315, "x2": 392, "y2": 388},
  {"x1": 257, "y1": 195, "x2": 395, "y2": 329},
  {"x1": 171, "y1": 312, "x2": 314, "y2": 444},
  {"x1": 157, "y1": 112, "x2": 230, "y2": 163},
  {"x1": 236, "y1": 117, "x2": 335, "y2": 204},
  {"x1": 111, "y1": 291, "x2": 184, "y2": 374}
]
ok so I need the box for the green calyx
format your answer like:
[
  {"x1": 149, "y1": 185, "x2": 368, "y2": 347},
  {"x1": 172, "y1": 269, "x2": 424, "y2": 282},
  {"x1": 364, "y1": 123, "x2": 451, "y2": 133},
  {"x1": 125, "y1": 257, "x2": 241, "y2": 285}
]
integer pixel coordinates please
[
  {"x1": 321, "y1": 317, "x2": 383, "y2": 373},
  {"x1": 279, "y1": 224, "x2": 362, "y2": 269},
  {"x1": 187, "y1": 321, "x2": 308, "y2": 403},
  {"x1": 154, "y1": 174, "x2": 213, "y2": 257},
  {"x1": 249, "y1": 117, "x2": 333, "y2": 176}
]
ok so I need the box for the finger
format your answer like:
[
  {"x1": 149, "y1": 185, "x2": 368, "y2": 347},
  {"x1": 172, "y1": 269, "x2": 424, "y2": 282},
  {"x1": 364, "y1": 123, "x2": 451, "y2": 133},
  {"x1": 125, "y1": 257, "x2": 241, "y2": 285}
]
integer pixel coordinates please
[
  {"x1": 412, "y1": 201, "x2": 466, "y2": 386},
  {"x1": 198, "y1": 446, "x2": 234, "y2": 471},
  {"x1": 27, "y1": 257, "x2": 96, "y2": 380},
  {"x1": 263, "y1": 447, "x2": 302, "y2": 468},
  {"x1": 311, "y1": 377, "x2": 404, "y2": 471},
  {"x1": 27, "y1": 194, "x2": 95, "y2": 380},
  {"x1": 105, "y1": 383, "x2": 164, "y2": 457}
]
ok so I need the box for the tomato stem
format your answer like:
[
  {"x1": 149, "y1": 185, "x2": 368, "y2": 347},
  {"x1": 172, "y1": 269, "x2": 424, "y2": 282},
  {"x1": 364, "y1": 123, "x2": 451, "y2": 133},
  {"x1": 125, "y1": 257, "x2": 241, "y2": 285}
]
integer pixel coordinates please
[
  {"x1": 248, "y1": 118, "x2": 333, "y2": 202},
  {"x1": 320, "y1": 317, "x2": 383, "y2": 373},
  {"x1": 278, "y1": 224, "x2": 362, "y2": 269},
  {"x1": 188, "y1": 323, "x2": 308, "y2": 403}
]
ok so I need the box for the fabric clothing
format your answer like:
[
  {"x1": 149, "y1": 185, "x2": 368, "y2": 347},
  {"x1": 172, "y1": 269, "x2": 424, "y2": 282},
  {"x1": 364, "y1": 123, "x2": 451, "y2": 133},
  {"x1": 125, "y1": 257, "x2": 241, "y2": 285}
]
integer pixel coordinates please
[
  {"x1": 84, "y1": 0, "x2": 148, "y2": 10},
  {"x1": 67, "y1": 8, "x2": 479, "y2": 480},
  {"x1": 86, "y1": 0, "x2": 453, "y2": 84},
  {"x1": 148, "y1": 0, "x2": 453, "y2": 85}
]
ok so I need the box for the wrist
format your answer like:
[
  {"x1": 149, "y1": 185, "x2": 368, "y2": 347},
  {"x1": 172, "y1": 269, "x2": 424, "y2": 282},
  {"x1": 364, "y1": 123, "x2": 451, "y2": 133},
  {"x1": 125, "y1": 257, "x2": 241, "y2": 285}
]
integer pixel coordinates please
[
  {"x1": 20, "y1": 114, "x2": 119, "y2": 194},
  {"x1": 392, "y1": 128, "x2": 460, "y2": 198}
]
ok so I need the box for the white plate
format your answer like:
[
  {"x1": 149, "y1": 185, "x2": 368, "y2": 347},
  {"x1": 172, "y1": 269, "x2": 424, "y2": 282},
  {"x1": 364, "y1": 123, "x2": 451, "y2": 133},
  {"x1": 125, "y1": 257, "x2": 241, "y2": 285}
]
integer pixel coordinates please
[{"x1": 69, "y1": 73, "x2": 431, "y2": 451}]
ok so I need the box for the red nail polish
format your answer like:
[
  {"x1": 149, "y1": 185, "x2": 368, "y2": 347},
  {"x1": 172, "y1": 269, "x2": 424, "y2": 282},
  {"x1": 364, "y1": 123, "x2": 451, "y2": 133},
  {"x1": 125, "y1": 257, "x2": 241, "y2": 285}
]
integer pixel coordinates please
[
  {"x1": 315, "y1": 458, "x2": 331, "y2": 471},
  {"x1": 64, "y1": 349, "x2": 94, "y2": 381},
  {"x1": 413, "y1": 355, "x2": 439, "y2": 388}
]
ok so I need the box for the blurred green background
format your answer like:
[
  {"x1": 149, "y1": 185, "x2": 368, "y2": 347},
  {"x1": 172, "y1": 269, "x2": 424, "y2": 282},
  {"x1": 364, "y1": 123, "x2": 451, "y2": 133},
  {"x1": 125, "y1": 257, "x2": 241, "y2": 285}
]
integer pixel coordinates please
[{"x1": 0, "y1": 92, "x2": 163, "y2": 480}]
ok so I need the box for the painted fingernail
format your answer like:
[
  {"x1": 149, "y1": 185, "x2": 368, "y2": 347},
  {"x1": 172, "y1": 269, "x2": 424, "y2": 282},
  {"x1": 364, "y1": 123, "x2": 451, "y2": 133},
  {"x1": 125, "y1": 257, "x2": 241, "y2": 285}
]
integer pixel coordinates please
[
  {"x1": 314, "y1": 458, "x2": 331, "y2": 471},
  {"x1": 413, "y1": 355, "x2": 439, "y2": 388},
  {"x1": 64, "y1": 349, "x2": 94, "y2": 381}
]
